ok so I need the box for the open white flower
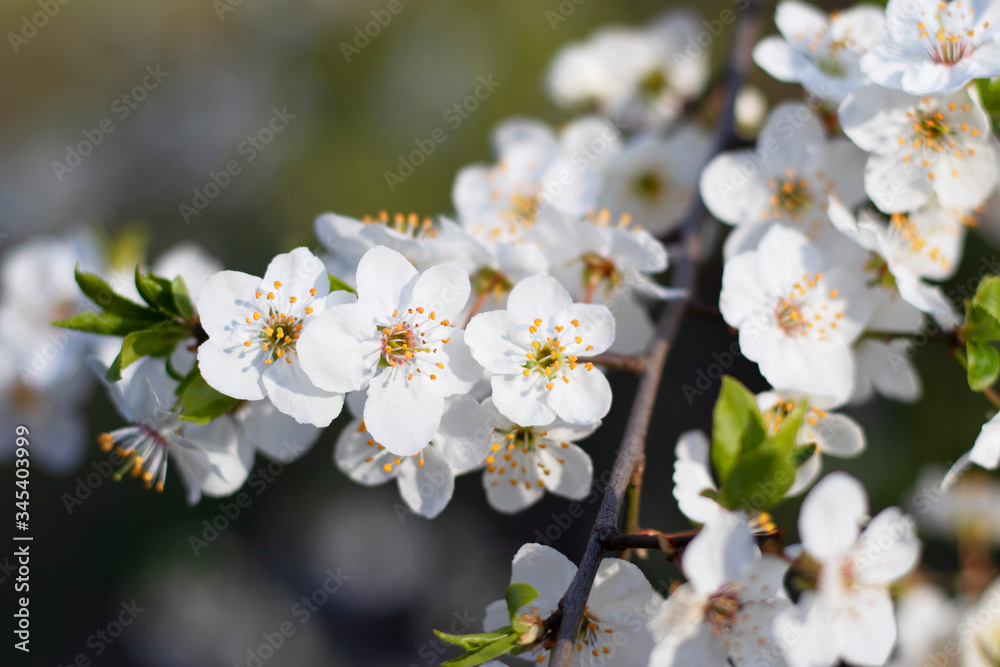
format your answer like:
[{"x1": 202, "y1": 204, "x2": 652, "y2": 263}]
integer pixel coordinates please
[
  {"x1": 648, "y1": 512, "x2": 790, "y2": 667},
  {"x1": 334, "y1": 391, "x2": 492, "y2": 519},
  {"x1": 545, "y1": 11, "x2": 710, "y2": 131},
  {"x1": 774, "y1": 472, "x2": 921, "y2": 667},
  {"x1": 92, "y1": 358, "x2": 251, "y2": 505},
  {"x1": 596, "y1": 125, "x2": 713, "y2": 236},
  {"x1": 753, "y1": 1, "x2": 885, "y2": 102},
  {"x1": 757, "y1": 389, "x2": 866, "y2": 495},
  {"x1": 699, "y1": 102, "x2": 867, "y2": 259},
  {"x1": 861, "y1": 0, "x2": 1000, "y2": 95},
  {"x1": 465, "y1": 275, "x2": 615, "y2": 426},
  {"x1": 839, "y1": 85, "x2": 997, "y2": 212},
  {"x1": 480, "y1": 397, "x2": 595, "y2": 513},
  {"x1": 197, "y1": 247, "x2": 354, "y2": 427},
  {"x1": 719, "y1": 225, "x2": 872, "y2": 403},
  {"x1": 827, "y1": 196, "x2": 960, "y2": 329},
  {"x1": 0, "y1": 229, "x2": 105, "y2": 389},
  {"x1": 298, "y1": 246, "x2": 481, "y2": 456},
  {"x1": 527, "y1": 208, "x2": 678, "y2": 354},
  {"x1": 483, "y1": 543, "x2": 658, "y2": 665},
  {"x1": 453, "y1": 116, "x2": 620, "y2": 240},
  {"x1": 314, "y1": 211, "x2": 488, "y2": 287}
]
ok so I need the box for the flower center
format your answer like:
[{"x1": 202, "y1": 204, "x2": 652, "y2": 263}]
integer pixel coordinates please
[
  {"x1": 916, "y1": 14, "x2": 977, "y2": 66},
  {"x1": 639, "y1": 69, "x2": 668, "y2": 99},
  {"x1": 380, "y1": 321, "x2": 425, "y2": 366},
  {"x1": 772, "y1": 272, "x2": 843, "y2": 341},
  {"x1": 245, "y1": 281, "x2": 316, "y2": 366},
  {"x1": 376, "y1": 306, "x2": 450, "y2": 381},
  {"x1": 575, "y1": 606, "x2": 614, "y2": 658},
  {"x1": 484, "y1": 426, "x2": 568, "y2": 492},
  {"x1": 766, "y1": 171, "x2": 813, "y2": 219},
  {"x1": 633, "y1": 170, "x2": 665, "y2": 201},
  {"x1": 521, "y1": 317, "x2": 595, "y2": 390},
  {"x1": 774, "y1": 297, "x2": 806, "y2": 334},
  {"x1": 913, "y1": 111, "x2": 952, "y2": 147},
  {"x1": 705, "y1": 591, "x2": 742, "y2": 634}
]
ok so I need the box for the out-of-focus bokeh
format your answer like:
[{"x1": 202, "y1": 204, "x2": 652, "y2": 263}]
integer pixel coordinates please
[{"x1": 1, "y1": 0, "x2": 997, "y2": 665}]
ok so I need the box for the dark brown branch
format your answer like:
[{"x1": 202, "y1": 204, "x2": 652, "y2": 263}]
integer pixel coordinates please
[{"x1": 545, "y1": 2, "x2": 763, "y2": 664}]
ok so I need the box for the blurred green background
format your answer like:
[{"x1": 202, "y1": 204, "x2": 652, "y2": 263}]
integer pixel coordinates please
[{"x1": 0, "y1": 0, "x2": 994, "y2": 664}]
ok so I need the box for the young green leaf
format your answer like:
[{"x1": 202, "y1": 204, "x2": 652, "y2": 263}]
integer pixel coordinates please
[
  {"x1": 976, "y1": 78, "x2": 1000, "y2": 130},
  {"x1": 965, "y1": 302, "x2": 1000, "y2": 343},
  {"x1": 767, "y1": 399, "x2": 808, "y2": 456},
  {"x1": 434, "y1": 628, "x2": 513, "y2": 650},
  {"x1": 135, "y1": 266, "x2": 178, "y2": 314},
  {"x1": 75, "y1": 266, "x2": 164, "y2": 321},
  {"x1": 792, "y1": 443, "x2": 818, "y2": 468},
  {"x1": 440, "y1": 633, "x2": 519, "y2": 667},
  {"x1": 171, "y1": 275, "x2": 194, "y2": 320},
  {"x1": 175, "y1": 364, "x2": 241, "y2": 422},
  {"x1": 505, "y1": 583, "x2": 539, "y2": 620},
  {"x1": 712, "y1": 376, "x2": 766, "y2": 483},
  {"x1": 54, "y1": 311, "x2": 164, "y2": 337},
  {"x1": 967, "y1": 340, "x2": 1000, "y2": 391},
  {"x1": 106, "y1": 324, "x2": 190, "y2": 382},
  {"x1": 329, "y1": 274, "x2": 357, "y2": 294},
  {"x1": 974, "y1": 275, "x2": 1000, "y2": 318},
  {"x1": 719, "y1": 445, "x2": 796, "y2": 513}
]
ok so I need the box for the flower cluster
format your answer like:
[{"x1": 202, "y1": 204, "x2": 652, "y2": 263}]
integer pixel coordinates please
[{"x1": 9, "y1": 1, "x2": 1000, "y2": 666}]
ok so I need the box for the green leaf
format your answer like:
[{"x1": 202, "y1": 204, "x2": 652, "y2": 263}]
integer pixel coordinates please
[
  {"x1": 767, "y1": 399, "x2": 808, "y2": 456},
  {"x1": 974, "y1": 276, "x2": 1000, "y2": 321},
  {"x1": 792, "y1": 443, "x2": 818, "y2": 468},
  {"x1": 434, "y1": 629, "x2": 513, "y2": 650},
  {"x1": 505, "y1": 583, "x2": 539, "y2": 620},
  {"x1": 441, "y1": 633, "x2": 519, "y2": 667},
  {"x1": 719, "y1": 445, "x2": 796, "y2": 513},
  {"x1": 967, "y1": 340, "x2": 1000, "y2": 391},
  {"x1": 976, "y1": 78, "x2": 1000, "y2": 130},
  {"x1": 53, "y1": 311, "x2": 163, "y2": 337},
  {"x1": 175, "y1": 363, "x2": 241, "y2": 422},
  {"x1": 329, "y1": 274, "x2": 357, "y2": 294},
  {"x1": 171, "y1": 275, "x2": 194, "y2": 319},
  {"x1": 965, "y1": 302, "x2": 1000, "y2": 343},
  {"x1": 106, "y1": 325, "x2": 189, "y2": 382},
  {"x1": 75, "y1": 266, "x2": 164, "y2": 321},
  {"x1": 135, "y1": 266, "x2": 172, "y2": 311},
  {"x1": 712, "y1": 376, "x2": 766, "y2": 483}
]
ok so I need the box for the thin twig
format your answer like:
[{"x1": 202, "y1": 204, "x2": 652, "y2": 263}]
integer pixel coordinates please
[
  {"x1": 581, "y1": 353, "x2": 646, "y2": 375},
  {"x1": 545, "y1": 3, "x2": 762, "y2": 663}
]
